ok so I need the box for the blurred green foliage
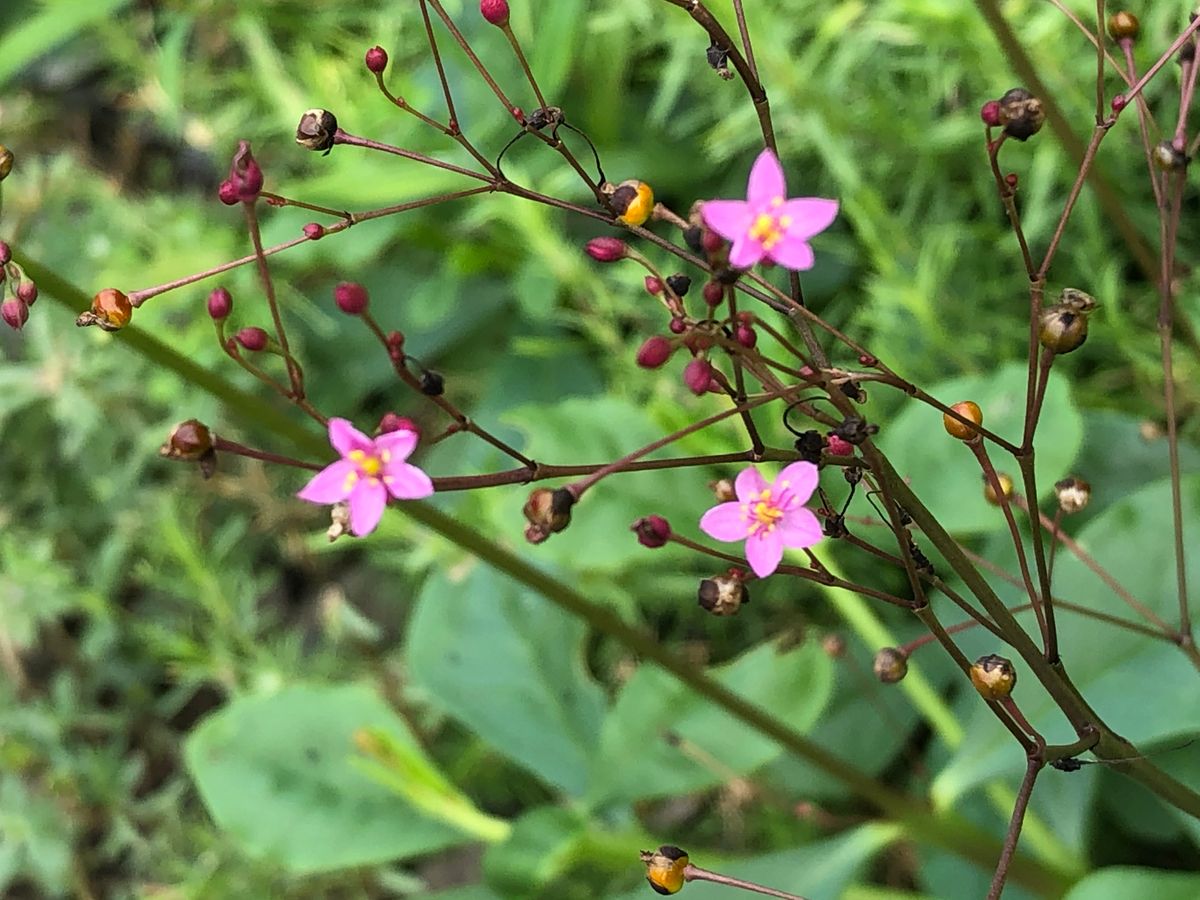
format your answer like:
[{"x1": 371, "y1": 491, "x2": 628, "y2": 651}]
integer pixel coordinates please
[{"x1": 2, "y1": 0, "x2": 1200, "y2": 897}]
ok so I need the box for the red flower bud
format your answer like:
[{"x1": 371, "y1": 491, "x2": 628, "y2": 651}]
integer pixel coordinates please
[
  {"x1": 734, "y1": 324, "x2": 757, "y2": 347},
  {"x1": 585, "y1": 236, "x2": 628, "y2": 263},
  {"x1": 1, "y1": 298, "x2": 28, "y2": 331},
  {"x1": 0, "y1": 240, "x2": 10, "y2": 266},
  {"x1": 226, "y1": 140, "x2": 264, "y2": 202},
  {"x1": 16, "y1": 280, "x2": 37, "y2": 306},
  {"x1": 235, "y1": 326, "x2": 269, "y2": 351},
  {"x1": 631, "y1": 515, "x2": 671, "y2": 548},
  {"x1": 1111, "y1": 94, "x2": 1127, "y2": 113},
  {"x1": 702, "y1": 280, "x2": 724, "y2": 306},
  {"x1": 683, "y1": 358, "x2": 716, "y2": 395},
  {"x1": 668, "y1": 317, "x2": 686, "y2": 334},
  {"x1": 980, "y1": 99, "x2": 1002, "y2": 127},
  {"x1": 365, "y1": 46, "x2": 388, "y2": 74},
  {"x1": 636, "y1": 335, "x2": 674, "y2": 368},
  {"x1": 334, "y1": 281, "x2": 369, "y2": 315},
  {"x1": 303, "y1": 222, "x2": 325, "y2": 240},
  {"x1": 378, "y1": 412, "x2": 420, "y2": 437},
  {"x1": 480, "y1": 0, "x2": 510, "y2": 26},
  {"x1": 218, "y1": 180, "x2": 239, "y2": 205},
  {"x1": 207, "y1": 287, "x2": 233, "y2": 320},
  {"x1": 644, "y1": 276, "x2": 663, "y2": 295},
  {"x1": 386, "y1": 330, "x2": 405, "y2": 359},
  {"x1": 825, "y1": 434, "x2": 854, "y2": 457},
  {"x1": 701, "y1": 229, "x2": 724, "y2": 254}
]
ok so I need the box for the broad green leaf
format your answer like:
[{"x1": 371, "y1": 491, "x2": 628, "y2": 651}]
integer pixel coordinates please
[
  {"x1": 879, "y1": 362, "x2": 1082, "y2": 534},
  {"x1": 184, "y1": 683, "x2": 470, "y2": 874},
  {"x1": 482, "y1": 806, "x2": 588, "y2": 899},
  {"x1": 933, "y1": 476, "x2": 1200, "y2": 802},
  {"x1": 406, "y1": 565, "x2": 606, "y2": 797},
  {"x1": 1062, "y1": 868, "x2": 1200, "y2": 900},
  {"x1": 588, "y1": 639, "x2": 833, "y2": 805}
]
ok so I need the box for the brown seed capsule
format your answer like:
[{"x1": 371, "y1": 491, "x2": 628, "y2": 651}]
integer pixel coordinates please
[
  {"x1": 77, "y1": 288, "x2": 133, "y2": 331},
  {"x1": 1054, "y1": 476, "x2": 1092, "y2": 514},
  {"x1": 296, "y1": 108, "x2": 339, "y2": 154},
  {"x1": 1107, "y1": 11, "x2": 1140, "y2": 41},
  {"x1": 983, "y1": 472, "x2": 1014, "y2": 505},
  {"x1": 970, "y1": 654, "x2": 1016, "y2": 700},
  {"x1": 640, "y1": 846, "x2": 689, "y2": 895},
  {"x1": 998, "y1": 87, "x2": 1045, "y2": 141},
  {"x1": 873, "y1": 647, "x2": 909, "y2": 684},
  {"x1": 160, "y1": 419, "x2": 217, "y2": 478},
  {"x1": 944, "y1": 401, "x2": 983, "y2": 441},
  {"x1": 523, "y1": 487, "x2": 576, "y2": 543},
  {"x1": 1039, "y1": 289, "x2": 1096, "y2": 355},
  {"x1": 1152, "y1": 141, "x2": 1188, "y2": 172},
  {"x1": 697, "y1": 571, "x2": 749, "y2": 616}
]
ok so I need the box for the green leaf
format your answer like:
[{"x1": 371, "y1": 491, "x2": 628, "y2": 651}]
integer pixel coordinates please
[
  {"x1": 879, "y1": 362, "x2": 1082, "y2": 534},
  {"x1": 184, "y1": 683, "x2": 470, "y2": 874},
  {"x1": 933, "y1": 476, "x2": 1200, "y2": 802},
  {"x1": 587, "y1": 639, "x2": 833, "y2": 805},
  {"x1": 1062, "y1": 868, "x2": 1200, "y2": 900},
  {"x1": 0, "y1": 0, "x2": 134, "y2": 88},
  {"x1": 406, "y1": 565, "x2": 606, "y2": 797},
  {"x1": 482, "y1": 806, "x2": 588, "y2": 898}
]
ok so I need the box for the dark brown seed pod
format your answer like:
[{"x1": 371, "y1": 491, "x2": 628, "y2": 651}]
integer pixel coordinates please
[{"x1": 998, "y1": 88, "x2": 1045, "y2": 141}]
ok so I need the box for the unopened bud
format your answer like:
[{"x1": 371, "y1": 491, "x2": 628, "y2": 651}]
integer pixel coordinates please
[
  {"x1": 698, "y1": 571, "x2": 749, "y2": 616},
  {"x1": 378, "y1": 413, "x2": 420, "y2": 437},
  {"x1": 226, "y1": 140, "x2": 263, "y2": 202},
  {"x1": 523, "y1": 487, "x2": 576, "y2": 543},
  {"x1": 365, "y1": 45, "x2": 388, "y2": 73},
  {"x1": 480, "y1": 0, "x2": 510, "y2": 26},
  {"x1": 585, "y1": 236, "x2": 628, "y2": 262},
  {"x1": 0, "y1": 240, "x2": 10, "y2": 265},
  {"x1": 235, "y1": 326, "x2": 270, "y2": 351},
  {"x1": 980, "y1": 99, "x2": 1002, "y2": 127},
  {"x1": 217, "y1": 180, "x2": 240, "y2": 205},
  {"x1": 825, "y1": 434, "x2": 854, "y2": 457},
  {"x1": 631, "y1": 515, "x2": 671, "y2": 548},
  {"x1": 1, "y1": 298, "x2": 29, "y2": 331},
  {"x1": 822, "y1": 633, "x2": 846, "y2": 658},
  {"x1": 207, "y1": 287, "x2": 233, "y2": 320},
  {"x1": 998, "y1": 88, "x2": 1045, "y2": 141},
  {"x1": 1054, "y1": 476, "x2": 1091, "y2": 514},
  {"x1": 943, "y1": 401, "x2": 983, "y2": 441},
  {"x1": 303, "y1": 222, "x2": 325, "y2": 240},
  {"x1": 640, "y1": 846, "x2": 689, "y2": 896},
  {"x1": 970, "y1": 653, "x2": 1016, "y2": 700},
  {"x1": 334, "y1": 281, "x2": 369, "y2": 314},
  {"x1": 296, "y1": 109, "x2": 339, "y2": 154},
  {"x1": 645, "y1": 276, "x2": 663, "y2": 295},
  {"x1": 873, "y1": 647, "x2": 909, "y2": 683},
  {"x1": 77, "y1": 288, "x2": 132, "y2": 332},
  {"x1": 636, "y1": 335, "x2": 674, "y2": 368},
  {"x1": 683, "y1": 357, "x2": 716, "y2": 395}
]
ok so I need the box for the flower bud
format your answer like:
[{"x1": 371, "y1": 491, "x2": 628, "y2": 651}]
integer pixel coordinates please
[
  {"x1": 873, "y1": 647, "x2": 908, "y2": 683},
  {"x1": 160, "y1": 419, "x2": 217, "y2": 479},
  {"x1": 668, "y1": 316, "x2": 686, "y2": 334},
  {"x1": 0, "y1": 145, "x2": 12, "y2": 181},
  {"x1": 1107, "y1": 11, "x2": 1139, "y2": 41},
  {"x1": 1152, "y1": 141, "x2": 1188, "y2": 172},
  {"x1": 701, "y1": 229, "x2": 724, "y2": 254},
  {"x1": 419, "y1": 370, "x2": 445, "y2": 396},
  {"x1": 226, "y1": 140, "x2": 263, "y2": 202},
  {"x1": 365, "y1": 45, "x2": 388, "y2": 73},
  {"x1": 77, "y1": 288, "x2": 132, "y2": 332},
  {"x1": 698, "y1": 571, "x2": 749, "y2": 616},
  {"x1": 334, "y1": 281, "x2": 369, "y2": 314},
  {"x1": 15, "y1": 281, "x2": 36, "y2": 306},
  {"x1": 303, "y1": 222, "x2": 325, "y2": 240},
  {"x1": 207, "y1": 286, "x2": 233, "y2": 320},
  {"x1": 523, "y1": 487, "x2": 576, "y2": 543},
  {"x1": 378, "y1": 412, "x2": 420, "y2": 437},
  {"x1": 980, "y1": 99, "x2": 1002, "y2": 127},
  {"x1": 1054, "y1": 476, "x2": 1091, "y2": 514},
  {"x1": 666, "y1": 274, "x2": 691, "y2": 297},
  {"x1": 1111, "y1": 94, "x2": 1127, "y2": 113},
  {"x1": 296, "y1": 108, "x2": 339, "y2": 154},
  {"x1": 636, "y1": 335, "x2": 674, "y2": 368},
  {"x1": 1, "y1": 298, "x2": 28, "y2": 331},
  {"x1": 998, "y1": 87, "x2": 1045, "y2": 141},
  {"x1": 480, "y1": 0, "x2": 510, "y2": 26},
  {"x1": 640, "y1": 846, "x2": 689, "y2": 896},
  {"x1": 825, "y1": 434, "x2": 854, "y2": 457},
  {"x1": 0, "y1": 240, "x2": 10, "y2": 265},
  {"x1": 217, "y1": 180, "x2": 240, "y2": 205},
  {"x1": 970, "y1": 653, "x2": 1016, "y2": 700},
  {"x1": 734, "y1": 323, "x2": 757, "y2": 348},
  {"x1": 609, "y1": 179, "x2": 655, "y2": 227},
  {"x1": 983, "y1": 472, "x2": 1014, "y2": 505},
  {"x1": 683, "y1": 358, "x2": 716, "y2": 395},
  {"x1": 585, "y1": 236, "x2": 628, "y2": 262},
  {"x1": 235, "y1": 326, "x2": 269, "y2": 351},
  {"x1": 631, "y1": 515, "x2": 671, "y2": 548},
  {"x1": 943, "y1": 400, "x2": 983, "y2": 441},
  {"x1": 386, "y1": 330, "x2": 405, "y2": 359},
  {"x1": 701, "y1": 280, "x2": 724, "y2": 306},
  {"x1": 645, "y1": 276, "x2": 663, "y2": 295}
]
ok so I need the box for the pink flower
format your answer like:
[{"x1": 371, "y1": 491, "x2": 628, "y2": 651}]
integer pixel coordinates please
[
  {"x1": 298, "y1": 418, "x2": 434, "y2": 536},
  {"x1": 701, "y1": 149, "x2": 838, "y2": 271},
  {"x1": 699, "y1": 461, "x2": 823, "y2": 577}
]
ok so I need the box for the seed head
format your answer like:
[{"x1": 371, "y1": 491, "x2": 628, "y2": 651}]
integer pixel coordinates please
[
  {"x1": 296, "y1": 109, "x2": 339, "y2": 154},
  {"x1": 998, "y1": 88, "x2": 1045, "y2": 141}
]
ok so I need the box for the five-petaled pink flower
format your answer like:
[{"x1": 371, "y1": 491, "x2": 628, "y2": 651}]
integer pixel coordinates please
[
  {"x1": 298, "y1": 417, "x2": 434, "y2": 536},
  {"x1": 701, "y1": 149, "x2": 838, "y2": 271},
  {"x1": 699, "y1": 461, "x2": 823, "y2": 578}
]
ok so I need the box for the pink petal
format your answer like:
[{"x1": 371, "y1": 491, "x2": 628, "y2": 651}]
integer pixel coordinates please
[
  {"x1": 701, "y1": 199, "x2": 752, "y2": 241},
  {"x1": 328, "y1": 417, "x2": 374, "y2": 458},
  {"x1": 746, "y1": 149, "x2": 787, "y2": 206},
  {"x1": 700, "y1": 501, "x2": 750, "y2": 542},
  {"x1": 375, "y1": 428, "x2": 418, "y2": 460},
  {"x1": 348, "y1": 478, "x2": 389, "y2": 536},
  {"x1": 777, "y1": 507, "x2": 823, "y2": 550},
  {"x1": 780, "y1": 198, "x2": 839, "y2": 240},
  {"x1": 745, "y1": 530, "x2": 784, "y2": 578},
  {"x1": 382, "y1": 461, "x2": 435, "y2": 500},
  {"x1": 774, "y1": 461, "x2": 819, "y2": 506},
  {"x1": 728, "y1": 234, "x2": 766, "y2": 269},
  {"x1": 297, "y1": 460, "x2": 357, "y2": 504},
  {"x1": 765, "y1": 234, "x2": 815, "y2": 271},
  {"x1": 733, "y1": 467, "x2": 768, "y2": 502}
]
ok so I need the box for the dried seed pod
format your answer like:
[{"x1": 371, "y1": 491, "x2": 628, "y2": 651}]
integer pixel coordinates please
[
  {"x1": 1054, "y1": 476, "x2": 1091, "y2": 514},
  {"x1": 608, "y1": 179, "x2": 655, "y2": 227},
  {"x1": 523, "y1": 487, "x2": 576, "y2": 543},
  {"x1": 998, "y1": 88, "x2": 1045, "y2": 141},
  {"x1": 873, "y1": 647, "x2": 909, "y2": 684},
  {"x1": 1107, "y1": 11, "x2": 1140, "y2": 41},
  {"x1": 296, "y1": 108, "x2": 339, "y2": 154},
  {"x1": 1039, "y1": 289, "x2": 1096, "y2": 354},
  {"x1": 631, "y1": 515, "x2": 671, "y2": 548},
  {"x1": 640, "y1": 845, "x2": 689, "y2": 895},
  {"x1": 971, "y1": 654, "x2": 1017, "y2": 700},
  {"x1": 698, "y1": 571, "x2": 749, "y2": 616},
  {"x1": 160, "y1": 419, "x2": 217, "y2": 479}
]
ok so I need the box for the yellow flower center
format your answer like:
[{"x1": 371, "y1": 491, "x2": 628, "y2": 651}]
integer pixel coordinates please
[
  {"x1": 748, "y1": 488, "x2": 784, "y2": 535},
  {"x1": 345, "y1": 448, "x2": 393, "y2": 491},
  {"x1": 748, "y1": 198, "x2": 792, "y2": 250}
]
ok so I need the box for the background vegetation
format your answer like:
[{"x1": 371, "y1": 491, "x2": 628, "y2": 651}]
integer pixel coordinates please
[{"x1": 2, "y1": 0, "x2": 1199, "y2": 897}]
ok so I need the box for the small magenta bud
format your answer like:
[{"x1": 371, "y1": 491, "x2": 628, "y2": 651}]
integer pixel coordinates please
[
  {"x1": 683, "y1": 358, "x2": 716, "y2": 395},
  {"x1": 16, "y1": 280, "x2": 37, "y2": 306},
  {"x1": 1, "y1": 298, "x2": 28, "y2": 331},
  {"x1": 980, "y1": 99, "x2": 1002, "y2": 127},
  {"x1": 668, "y1": 316, "x2": 686, "y2": 334},
  {"x1": 227, "y1": 140, "x2": 263, "y2": 202},
  {"x1": 386, "y1": 330, "x2": 405, "y2": 359},
  {"x1": 365, "y1": 46, "x2": 388, "y2": 73},
  {"x1": 207, "y1": 286, "x2": 233, "y2": 320},
  {"x1": 944, "y1": 400, "x2": 983, "y2": 441},
  {"x1": 334, "y1": 281, "x2": 369, "y2": 315},
  {"x1": 1005, "y1": 173, "x2": 1018, "y2": 190},
  {"x1": 303, "y1": 222, "x2": 325, "y2": 240},
  {"x1": 235, "y1": 326, "x2": 269, "y2": 351},
  {"x1": 644, "y1": 276, "x2": 663, "y2": 295},
  {"x1": 701, "y1": 229, "x2": 724, "y2": 254},
  {"x1": 378, "y1": 412, "x2": 420, "y2": 437},
  {"x1": 77, "y1": 288, "x2": 133, "y2": 332},
  {"x1": 511, "y1": 106, "x2": 525, "y2": 124},
  {"x1": 480, "y1": 0, "x2": 510, "y2": 26},
  {"x1": 636, "y1": 335, "x2": 674, "y2": 368},
  {"x1": 218, "y1": 180, "x2": 239, "y2": 205},
  {"x1": 631, "y1": 515, "x2": 671, "y2": 548},
  {"x1": 585, "y1": 236, "x2": 628, "y2": 262},
  {"x1": 734, "y1": 324, "x2": 757, "y2": 348},
  {"x1": 826, "y1": 434, "x2": 854, "y2": 457},
  {"x1": 1111, "y1": 94, "x2": 1127, "y2": 113},
  {"x1": 702, "y1": 280, "x2": 724, "y2": 306},
  {"x1": 0, "y1": 240, "x2": 10, "y2": 265}
]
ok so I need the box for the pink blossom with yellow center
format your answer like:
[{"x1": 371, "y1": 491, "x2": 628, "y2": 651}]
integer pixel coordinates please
[
  {"x1": 701, "y1": 149, "x2": 838, "y2": 271},
  {"x1": 699, "y1": 461, "x2": 823, "y2": 577},
  {"x1": 298, "y1": 417, "x2": 434, "y2": 536}
]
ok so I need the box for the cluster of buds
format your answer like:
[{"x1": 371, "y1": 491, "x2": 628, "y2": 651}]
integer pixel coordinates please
[{"x1": 1, "y1": 241, "x2": 40, "y2": 331}]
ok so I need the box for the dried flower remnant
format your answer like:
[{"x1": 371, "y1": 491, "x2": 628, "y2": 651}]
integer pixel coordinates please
[
  {"x1": 523, "y1": 487, "x2": 576, "y2": 543},
  {"x1": 160, "y1": 419, "x2": 217, "y2": 479},
  {"x1": 699, "y1": 462, "x2": 822, "y2": 578},
  {"x1": 697, "y1": 570, "x2": 750, "y2": 616},
  {"x1": 1055, "y1": 477, "x2": 1091, "y2": 514},
  {"x1": 873, "y1": 647, "x2": 909, "y2": 683},
  {"x1": 997, "y1": 88, "x2": 1045, "y2": 141},
  {"x1": 298, "y1": 417, "x2": 434, "y2": 537},
  {"x1": 296, "y1": 109, "x2": 339, "y2": 154},
  {"x1": 609, "y1": 179, "x2": 655, "y2": 227},
  {"x1": 701, "y1": 149, "x2": 838, "y2": 270}
]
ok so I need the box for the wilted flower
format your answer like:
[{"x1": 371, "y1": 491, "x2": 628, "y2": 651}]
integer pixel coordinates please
[
  {"x1": 298, "y1": 418, "x2": 434, "y2": 536},
  {"x1": 701, "y1": 149, "x2": 838, "y2": 270}
]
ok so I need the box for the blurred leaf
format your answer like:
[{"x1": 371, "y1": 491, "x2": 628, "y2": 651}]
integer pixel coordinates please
[
  {"x1": 406, "y1": 565, "x2": 607, "y2": 797},
  {"x1": 1062, "y1": 868, "x2": 1200, "y2": 900},
  {"x1": 0, "y1": 0, "x2": 133, "y2": 88},
  {"x1": 879, "y1": 362, "x2": 1083, "y2": 534},
  {"x1": 184, "y1": 682, "x2": 469, "y2": 873},
  {"x1": 587, "y1": 639, "x2": 833, "y2": 805},
  {"x1": 482, "y1": 806, "x2": 587, "y2": 899}
]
